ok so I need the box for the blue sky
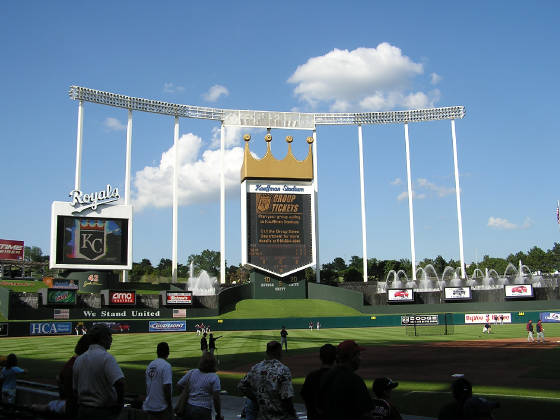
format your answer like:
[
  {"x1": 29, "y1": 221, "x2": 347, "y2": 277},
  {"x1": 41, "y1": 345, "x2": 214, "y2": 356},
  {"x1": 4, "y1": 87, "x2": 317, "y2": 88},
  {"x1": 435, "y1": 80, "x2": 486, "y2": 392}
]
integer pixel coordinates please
[{"x1": 2, "y1": 2, "x2": 559, "y2": 270}]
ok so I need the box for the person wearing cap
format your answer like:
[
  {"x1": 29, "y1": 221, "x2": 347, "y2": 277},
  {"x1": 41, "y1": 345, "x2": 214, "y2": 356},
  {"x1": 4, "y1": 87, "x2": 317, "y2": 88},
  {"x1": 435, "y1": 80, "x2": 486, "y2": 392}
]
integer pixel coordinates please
[
  {"x1": 317, "y1": 340, "x2": 372, "y2": 419},
  {"x1": 238, "y1": 341, "x2": 297, "y2": 420},
  {"x1": 280, "y1": 326, "x2": 289, "y2": 352},
  {"x1": 300, "y1": 344, "x2": 337, "y2": 419},
  {"x1": 536, "y1": 319, "x2": 545, "y2": 343},
  {"x1": 371, "y1": 377, "x2": 402, "y2": 419},
  {"x1": 526, "y1": 320, "x2": 534, "y2": 342},
  {"x1": 438, "y1": 377, "x2": 498, "y2": 420}
]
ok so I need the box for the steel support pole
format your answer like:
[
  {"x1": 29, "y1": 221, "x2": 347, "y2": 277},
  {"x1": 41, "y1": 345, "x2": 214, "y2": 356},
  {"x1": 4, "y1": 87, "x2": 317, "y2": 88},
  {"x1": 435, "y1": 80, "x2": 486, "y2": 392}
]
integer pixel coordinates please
[
  {"x1": 220, "y1": 123, "x2": 226, "y2": 284},
  {"x1": 74, "y1": 101, "x2": 84, "y2": 190},
  {"x1": 404, "y1": 123, "x2": 417, "y2": 281},
  {"x1": 357, "y1": 125, "x2": 368, "y2": 282},
  {"x1": 123, "y1": 109, "x2": 133, "y2": 282},
  {"x1": 172, "y1": 117, "x2": 179, "y2": 283},
  {"x1": 451, "y1": 120, "x2": 466, "y2": 278},
  {"x1": 313, "y1": 130, "x2": 320, "y2": 283}
]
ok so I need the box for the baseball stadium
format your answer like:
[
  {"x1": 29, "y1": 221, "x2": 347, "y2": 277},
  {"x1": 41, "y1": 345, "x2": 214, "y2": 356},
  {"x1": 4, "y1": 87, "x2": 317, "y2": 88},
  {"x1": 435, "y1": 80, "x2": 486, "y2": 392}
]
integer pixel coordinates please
[{"x1": 1, "y1": 87, "x2": 559, "y2": 420}]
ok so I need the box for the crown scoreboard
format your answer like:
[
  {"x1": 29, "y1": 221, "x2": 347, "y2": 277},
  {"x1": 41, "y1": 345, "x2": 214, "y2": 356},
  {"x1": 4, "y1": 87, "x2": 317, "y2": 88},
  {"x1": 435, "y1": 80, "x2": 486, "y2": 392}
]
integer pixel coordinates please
[{"x1": 241, "y1": 134, "x2": 316, "y2": 277}]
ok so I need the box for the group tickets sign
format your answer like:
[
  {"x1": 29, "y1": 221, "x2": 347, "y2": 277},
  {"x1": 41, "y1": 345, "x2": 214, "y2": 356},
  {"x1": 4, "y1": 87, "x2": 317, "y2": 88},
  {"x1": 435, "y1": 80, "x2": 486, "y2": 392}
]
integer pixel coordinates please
[
  {"x1": 0, "y1": 239, "x2": 24, "y2": 260},
  {"x1": 244, "y1": 182, "x2": 314, "y2": 276}
]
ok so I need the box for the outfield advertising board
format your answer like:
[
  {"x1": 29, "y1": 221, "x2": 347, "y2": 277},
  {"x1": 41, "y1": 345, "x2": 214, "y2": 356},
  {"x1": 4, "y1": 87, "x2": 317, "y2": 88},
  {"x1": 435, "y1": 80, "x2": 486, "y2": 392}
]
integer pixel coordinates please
[
  {"x1": 540, "y1": 312, "x2": 560, "y2": 323},
  {"x1": 0, "y1": 239, "x2": 24, "y2": 260},
  {"x1": 166, "y1": 291, "x2": 192, "y2": 305},
  {"x1": 401, "y1": 315, "x2": 438, "y2": 325},
  {"x1": 47, "y1": 289, "x2": 77, "y2": 305},
  {"x1": 0, "y1": 323, "x2": 7, "y2": 337},
  {"x1": 30, "y1": 322, "x2": 72, "y2": 335},
  {"x1": 464, "y1": 313, "x2": 511, "y2": 324},
  {"x1": 149, "y1": 321, "x2": 186, "y2": 332},
  {"x1": 505, "y1": 284, "x2": 533, "y2": 298},
  {"x1": 109, "y1": 291, "x2": 136, "y2": 305},
  {"x1": 387, "y1": 289, "x2": 414, "y2": 302},
  {"x1": 444, "y1": 287, "x2": 472, "y2": 301}
]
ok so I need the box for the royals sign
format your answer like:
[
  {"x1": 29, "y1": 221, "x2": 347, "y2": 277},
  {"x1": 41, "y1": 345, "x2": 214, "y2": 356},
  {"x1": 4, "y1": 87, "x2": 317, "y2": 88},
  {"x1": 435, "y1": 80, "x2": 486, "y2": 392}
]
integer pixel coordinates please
[{"x1": 69, "y1": 184, "x2": 120, "y2": 214}]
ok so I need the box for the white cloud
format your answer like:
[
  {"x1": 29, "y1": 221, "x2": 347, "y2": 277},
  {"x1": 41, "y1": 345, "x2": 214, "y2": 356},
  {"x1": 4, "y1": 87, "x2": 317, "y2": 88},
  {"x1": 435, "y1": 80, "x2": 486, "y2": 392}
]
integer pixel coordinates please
[
  {"x1": 416, "y1": 178, "x2": 455, "y2": 197},
  {"x1": 132, "y1": 133, "x2": 244, "y2": 211},
  {"x1": 104, "y1": 117, "x2": 126, "y2": 131},
  {"x1": 487, "y1": 217, "x2": 534, "y2": 230},
  {"x1": 288, "y1": 43, "x2": 439, "y2": 111},
  {"x1": 397, "y1": 190, "x2": 426, "y2": 201},
  {"x1": 209, "y1": 125, "x2": 245, "y2": 149},
  {"x1": 202, "y1": 85, "x2": 229, "y2": 102},
  {"x1": 163, "y1": 82, "x2": 185, "y2": 93},
  {"x1": 430, "y1": 72, "x2": 442, "y2": 85},
  {"x1": 390, "y1": 177, "x2": 402, "y2": 185}
]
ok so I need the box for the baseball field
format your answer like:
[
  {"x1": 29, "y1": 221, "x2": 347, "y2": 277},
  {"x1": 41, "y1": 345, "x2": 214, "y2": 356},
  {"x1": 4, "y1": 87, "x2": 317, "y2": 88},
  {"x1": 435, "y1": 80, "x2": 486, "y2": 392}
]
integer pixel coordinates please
[{"x1": 1, "y1": 300, "x2": 559, "y2": 419}]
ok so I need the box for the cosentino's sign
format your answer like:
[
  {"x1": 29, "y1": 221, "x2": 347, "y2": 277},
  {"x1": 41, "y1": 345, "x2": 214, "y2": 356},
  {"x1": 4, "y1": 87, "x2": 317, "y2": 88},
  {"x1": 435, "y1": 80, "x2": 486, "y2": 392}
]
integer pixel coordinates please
[{"x1": 69, "y1": 184, "x2": 120, "y2": 214}]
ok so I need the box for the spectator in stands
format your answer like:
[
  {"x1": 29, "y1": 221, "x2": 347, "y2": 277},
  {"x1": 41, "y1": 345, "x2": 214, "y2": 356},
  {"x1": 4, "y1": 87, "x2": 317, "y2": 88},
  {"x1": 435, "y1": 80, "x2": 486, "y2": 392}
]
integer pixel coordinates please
[
  {"x1": 175, "y1": 352, "x2": 223, "y2": 420},
  {"x1": 32, "y1": 334, "x2": 91, "y2": 416},
  {"x1": 142, "y1": 342, "x2": 173, "y2": 419},
  {"x1": 438, "y1": 377, "x2": 499, "y2": 419},
  {"x1": 73, "y1": 324, "x2": 125, "y2": 419},
  {"x1": 317, "y1": 340, "x2": 372, "y2": 419},
  {"x1": 238, "y1": 340, "x2": 297, "y2": 420},
  {"x1": 300, "y1": 344, "x2": 337, "y2": 419},
  {"x1": 371, "y1": 377, "x2": 402, "y2": 419},
  {"x1": 201, "y1": 332, "x2": 208, "y2": 354},
  {"x1": 0, "y1": 353, "x2": 26, "y2": 405}
]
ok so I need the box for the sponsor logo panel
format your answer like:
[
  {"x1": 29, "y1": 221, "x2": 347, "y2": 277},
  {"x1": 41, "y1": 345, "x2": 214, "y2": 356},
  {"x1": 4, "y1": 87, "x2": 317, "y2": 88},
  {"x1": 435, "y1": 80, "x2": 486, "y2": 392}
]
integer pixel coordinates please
[
  {"x1": 540, "y1": 312, "x2": 560, "y2": 323},
  {"x1": 110, "y1": 291, "x2": 136, "y2": 305},
  {"x1": 387, "y1": 289, "x2": 414, "y2": 302},
  {"x1": 149, "y1": 321, "x2": 187, "y2": 332},
  {"x1": 505, "y1": 284, "x2": 533, "y2": 298},
  {"x1": 30, "y1": 322, "x2": 73, "y2": 335},
  {"x1": 0, "y1": 239, "x2": 24, "y2": 260},
  {"x1": 401, "y1": 315, "x2": 439, "y2": 325},
  {"x1": 464, "y1": 313, "x2": 511, "y2": 324},
  {"x1": 166, "y1": 292, "x2": 192, "y2": 305}
]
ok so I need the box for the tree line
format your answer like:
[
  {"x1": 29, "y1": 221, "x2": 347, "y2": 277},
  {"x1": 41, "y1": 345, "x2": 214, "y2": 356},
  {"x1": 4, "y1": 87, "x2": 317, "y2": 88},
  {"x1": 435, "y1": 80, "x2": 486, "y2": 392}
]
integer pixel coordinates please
[{"x1": 16, "y1": 242, "x2": 560, "y2": 283}]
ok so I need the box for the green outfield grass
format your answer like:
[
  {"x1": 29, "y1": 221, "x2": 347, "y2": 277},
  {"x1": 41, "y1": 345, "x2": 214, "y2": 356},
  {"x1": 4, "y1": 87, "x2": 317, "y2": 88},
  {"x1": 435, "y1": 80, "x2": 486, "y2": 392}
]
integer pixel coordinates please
[
  {"x1": 1, "y1": 323, "x2": 559, "y2": 419},
  {"x1": 218, "y1": 299, "x2": 364, "y2": 318}
]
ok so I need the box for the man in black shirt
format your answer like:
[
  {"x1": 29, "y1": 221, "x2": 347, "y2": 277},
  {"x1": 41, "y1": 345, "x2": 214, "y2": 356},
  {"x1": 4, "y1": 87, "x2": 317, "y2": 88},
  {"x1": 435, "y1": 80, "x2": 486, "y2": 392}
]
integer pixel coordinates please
[
  {"x1": 300, "y1": 344, "x2": 336, "y2": 419},
  {"x1": 317, "y1": 340, "x2": 372, "y2": 419}
]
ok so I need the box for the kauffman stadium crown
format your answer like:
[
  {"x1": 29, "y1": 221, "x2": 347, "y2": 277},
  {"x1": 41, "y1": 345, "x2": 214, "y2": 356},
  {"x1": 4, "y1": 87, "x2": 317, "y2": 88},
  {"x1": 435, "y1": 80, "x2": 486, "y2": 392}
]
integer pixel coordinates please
[{"x1": 240, "y1": 134, "x2": 314, "y2": 182}]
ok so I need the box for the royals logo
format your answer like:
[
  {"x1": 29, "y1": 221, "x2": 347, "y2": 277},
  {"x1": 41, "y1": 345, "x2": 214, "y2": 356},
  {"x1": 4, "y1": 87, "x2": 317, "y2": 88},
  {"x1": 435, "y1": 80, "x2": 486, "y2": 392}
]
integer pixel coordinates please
[
  {"x1": 76, "y1": 220, "x2": 107, "y2": 260},
  {"x1": 256, "y1": 194, "x2": 272, "y2": 212}
]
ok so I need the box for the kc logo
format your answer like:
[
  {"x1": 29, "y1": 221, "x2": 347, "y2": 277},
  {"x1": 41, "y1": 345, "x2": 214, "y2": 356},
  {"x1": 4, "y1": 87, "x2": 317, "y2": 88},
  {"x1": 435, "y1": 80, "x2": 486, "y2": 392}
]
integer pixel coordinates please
[{"x1": 77, "y1": 220, "x2": 107, "y2": 260}]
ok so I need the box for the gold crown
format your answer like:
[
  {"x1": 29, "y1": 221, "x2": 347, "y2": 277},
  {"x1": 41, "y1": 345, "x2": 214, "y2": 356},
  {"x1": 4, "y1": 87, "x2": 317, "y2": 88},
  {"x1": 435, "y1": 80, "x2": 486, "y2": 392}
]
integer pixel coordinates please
[{"x1": 240, "y1": 134, "x2": 314, "y2": 181}]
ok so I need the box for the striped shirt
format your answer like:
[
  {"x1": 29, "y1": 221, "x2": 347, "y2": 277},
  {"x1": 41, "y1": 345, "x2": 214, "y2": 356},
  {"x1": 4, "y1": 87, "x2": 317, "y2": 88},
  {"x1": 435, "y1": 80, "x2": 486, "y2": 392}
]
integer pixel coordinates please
[{"x1": 177, "y1": 369, "x2": 220, "y2": 410}]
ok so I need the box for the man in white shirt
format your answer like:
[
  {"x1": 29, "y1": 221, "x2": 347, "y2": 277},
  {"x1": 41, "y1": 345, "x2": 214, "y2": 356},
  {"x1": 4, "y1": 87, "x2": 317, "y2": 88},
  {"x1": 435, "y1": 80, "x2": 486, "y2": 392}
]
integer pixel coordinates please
[
  {"x1": 143, "y1": 342, "x2": 173, "y2": 419},
  {"x1": 73, "y1": 324, "x2": 125, "y2": 420}
]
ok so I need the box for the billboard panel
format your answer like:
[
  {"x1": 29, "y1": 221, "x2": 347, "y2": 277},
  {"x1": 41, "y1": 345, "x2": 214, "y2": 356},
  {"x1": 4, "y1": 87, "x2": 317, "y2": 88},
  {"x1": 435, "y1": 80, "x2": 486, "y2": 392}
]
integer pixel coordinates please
[
  {"x1": 166, "y1": 291, "x2": 193, "y2": 305},
  {"x1": 540, "y1": 312, "x2": 560, "y2": 323},
  {"x1": 387, "y1": 289, "x2": 414, "y2": 302},
  {"x1": 0, "y1": 239, "x2": 24, "y2": 260},
  {"x1": 109, "y1": 291, "x2": 136, "y2": 305},
  {"x1": 50, "y1": 202, "x2": 132, "y2": 270},
  {"x1": 504, "y1": 284, "x2": 533, "y2": 298},
  {"x1": 401, "y1": 315, "x2": 439, "y2": 325},
  {"x1": 464, "y1": 313, "x2": 512, "y2": 324},
  {"x1": 444, "y1": 287, "x2": 472, "y2": 301},
  {"x1": 30, "y1": 322, "x2": 73, "y2": 335},
  {"x1": 47, "y1": 289, "x2": 77, "y2": 305},
  {"x1": 244, "y1": 182, "x2": 315, "y2": 277},
  {"x1": 149, "y1": 321, "x2": 187, "y2": 332}
]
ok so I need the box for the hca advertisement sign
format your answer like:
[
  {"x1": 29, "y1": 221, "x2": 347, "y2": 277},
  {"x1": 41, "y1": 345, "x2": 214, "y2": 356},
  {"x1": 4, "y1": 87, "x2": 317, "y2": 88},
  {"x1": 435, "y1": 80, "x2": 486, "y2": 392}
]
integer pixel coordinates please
[
  {"x1": 387, "y1": 289, "x2": 414, "y2": 302},
  {"x1": 0, "y1": 239, "x2": 24, "y2": 260},
  {"x1": 30, "y1": 322, "x2": 72, "y2": 335},
  {"x1": 109, "y1": 291, "x2": 136, "y2": 305},
  {"x1": 149, "y1": 321, "x2": 187, "y2": 332},
  {"x1": 464, "y1": 313, "x2": 511, "y2": 324},
  {"x1": 166, "y1": 292, "x2": 192, "y2": 305}
]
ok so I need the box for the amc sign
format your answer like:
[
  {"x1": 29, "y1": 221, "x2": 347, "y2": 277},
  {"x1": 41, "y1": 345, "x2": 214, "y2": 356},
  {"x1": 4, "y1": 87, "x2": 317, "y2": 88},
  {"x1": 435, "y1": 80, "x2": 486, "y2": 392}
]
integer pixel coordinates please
[
  {"x1": 166, "y1": 292, "x2": 193, "y2": 305},
  {"x1": 110, "y1": 291, "x2": 136, "y2": 305}
]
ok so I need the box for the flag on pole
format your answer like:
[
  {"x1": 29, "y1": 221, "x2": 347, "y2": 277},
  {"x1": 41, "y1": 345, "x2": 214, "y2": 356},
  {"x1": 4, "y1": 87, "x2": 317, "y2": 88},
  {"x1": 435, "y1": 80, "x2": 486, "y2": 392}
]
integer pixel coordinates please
[{"x1": 557, "y1": 201, "x2": 559, "y2": 224}]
